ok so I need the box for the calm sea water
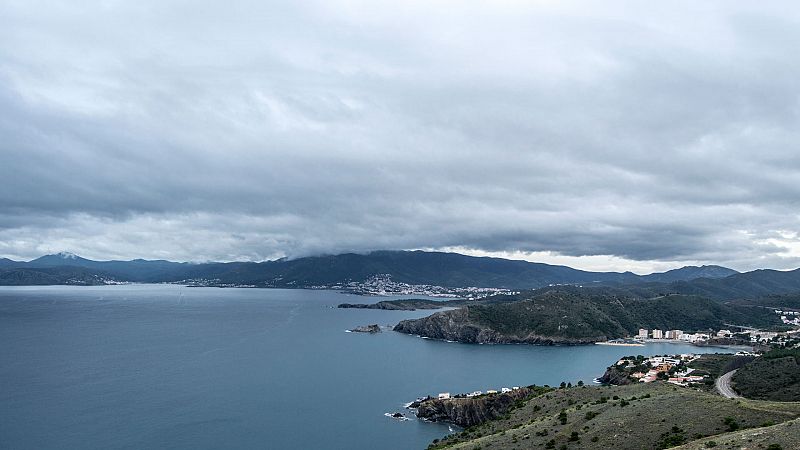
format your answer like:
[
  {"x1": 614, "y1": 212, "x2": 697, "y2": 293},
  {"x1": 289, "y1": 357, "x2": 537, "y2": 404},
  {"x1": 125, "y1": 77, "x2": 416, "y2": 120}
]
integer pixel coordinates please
[{"x1": 0, "y1": 285, "x2": 732, "y2": 449}]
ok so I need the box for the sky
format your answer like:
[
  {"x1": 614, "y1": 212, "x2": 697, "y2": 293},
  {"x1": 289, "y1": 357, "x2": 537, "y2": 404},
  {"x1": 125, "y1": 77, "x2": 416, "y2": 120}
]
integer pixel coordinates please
[{"x1": 1, "y1": 1, "x2": 799, "y2": 273}]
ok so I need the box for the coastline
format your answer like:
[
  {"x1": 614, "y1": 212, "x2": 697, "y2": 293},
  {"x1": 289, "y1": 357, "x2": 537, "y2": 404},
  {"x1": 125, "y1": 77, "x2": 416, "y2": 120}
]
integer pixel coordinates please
[{"x1": 595, "y1": 341, "x2": 645, "y2": 347}]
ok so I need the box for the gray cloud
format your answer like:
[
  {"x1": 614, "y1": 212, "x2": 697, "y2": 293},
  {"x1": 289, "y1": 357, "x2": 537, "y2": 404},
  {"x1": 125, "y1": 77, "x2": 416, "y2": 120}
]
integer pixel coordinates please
[{"x1": 1, "y1": 1, "x2": 800, "y2": 271}]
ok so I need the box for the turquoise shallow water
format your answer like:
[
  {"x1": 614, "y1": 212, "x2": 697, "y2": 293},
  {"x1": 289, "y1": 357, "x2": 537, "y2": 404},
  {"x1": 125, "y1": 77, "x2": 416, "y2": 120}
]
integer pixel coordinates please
[{"x1": 0, "y1": 285, "x2": 732, "y2": 449}]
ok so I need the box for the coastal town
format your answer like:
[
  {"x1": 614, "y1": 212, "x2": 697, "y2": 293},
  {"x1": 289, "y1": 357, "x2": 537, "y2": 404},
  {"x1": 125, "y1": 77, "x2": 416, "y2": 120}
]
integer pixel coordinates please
[
  {"x1": 329, "y1": 274, "x2": 517, "y2": 299},
  {"x1": 606, "y1": 354, "x2": 713, "y2": 385}
]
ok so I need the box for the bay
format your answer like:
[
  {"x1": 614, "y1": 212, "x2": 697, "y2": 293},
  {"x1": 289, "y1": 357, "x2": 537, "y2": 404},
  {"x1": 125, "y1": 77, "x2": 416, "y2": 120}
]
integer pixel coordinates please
[{"x1": 0, "y1": 285, "x2": 731, "y2": 449}]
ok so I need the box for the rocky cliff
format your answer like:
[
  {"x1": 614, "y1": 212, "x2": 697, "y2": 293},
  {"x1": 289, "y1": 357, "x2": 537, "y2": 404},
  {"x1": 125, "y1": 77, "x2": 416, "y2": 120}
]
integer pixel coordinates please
[
  {"x1": 414, "y1": 387, "x2": 535, "y2": 428},
  {"x1": 597, "y1": 366, "x2": 633, "y2": 385}
]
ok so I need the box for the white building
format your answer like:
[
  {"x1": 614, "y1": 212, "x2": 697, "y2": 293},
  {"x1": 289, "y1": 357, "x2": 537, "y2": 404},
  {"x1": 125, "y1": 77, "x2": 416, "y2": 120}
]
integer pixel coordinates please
[
  {"x1": 638, "y1": 329, "x2": 649, "y2": 339},
  {"x1": 652, "y1": 329, "x2": 663, "y2": 339},
  {"x1": 438, "y1": 392, "x2": 451, "y2": 400},
  {"x1": 666, "y1": 330, "x2": 683, "y2": 339},
  {"x1": 680, "y1": 333, "x2": 710, "y2": 343}
]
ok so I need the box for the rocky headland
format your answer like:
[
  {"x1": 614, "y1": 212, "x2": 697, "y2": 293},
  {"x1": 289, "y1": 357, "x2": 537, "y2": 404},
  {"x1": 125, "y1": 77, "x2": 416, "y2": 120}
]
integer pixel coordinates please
[
  {"x1": 393, "y1": 287, "x2": 783, "y2": 345},
  {"x1": 393, "y1": 307, "x2": 603, "y2": 345},
  {"x1": 412, "y1": 387, "x2": 539, "y2": 428},
  {"x1": 338, "y1": 299, "x2": 452, "y2": 311}
]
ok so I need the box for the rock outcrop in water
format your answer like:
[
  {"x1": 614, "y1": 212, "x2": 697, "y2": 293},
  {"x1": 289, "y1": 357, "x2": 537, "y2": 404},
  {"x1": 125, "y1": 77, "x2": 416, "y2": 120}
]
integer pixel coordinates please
[
  {"x1": 414, "y1": 387, "x2": 535, "y2": 428},
  {"x1": 349, "y1": 324, "x2": 381, "y2": 333}
]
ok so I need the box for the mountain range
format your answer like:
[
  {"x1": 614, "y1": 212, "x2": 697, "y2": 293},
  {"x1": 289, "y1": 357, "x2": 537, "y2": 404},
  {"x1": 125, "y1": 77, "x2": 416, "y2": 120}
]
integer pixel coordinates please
[{"x1": 0, "y1": 250, "x2": 741, "y2": 289}]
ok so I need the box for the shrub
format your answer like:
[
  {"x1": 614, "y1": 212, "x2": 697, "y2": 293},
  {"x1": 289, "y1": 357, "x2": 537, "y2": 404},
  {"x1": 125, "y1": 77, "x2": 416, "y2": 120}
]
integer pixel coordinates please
[{"x1": 723, "y1": 417, "x2": 739, "y2": 432}]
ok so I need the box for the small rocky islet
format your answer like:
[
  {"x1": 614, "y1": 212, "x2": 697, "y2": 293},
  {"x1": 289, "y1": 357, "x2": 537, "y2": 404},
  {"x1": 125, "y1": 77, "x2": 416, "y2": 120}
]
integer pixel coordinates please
[{"x1": 348, "y1": 324, "x2": 381, "y2": 333}]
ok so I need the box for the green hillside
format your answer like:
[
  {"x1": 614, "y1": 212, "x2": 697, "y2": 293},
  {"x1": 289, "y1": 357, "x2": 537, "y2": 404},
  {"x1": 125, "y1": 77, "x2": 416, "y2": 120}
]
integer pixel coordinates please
[
  {"x1": 732, "y1": 348, "x2": 800, "y2": 402},
  {"x1": 428, "y1": 383, "x2": 800, "y2": 450}
]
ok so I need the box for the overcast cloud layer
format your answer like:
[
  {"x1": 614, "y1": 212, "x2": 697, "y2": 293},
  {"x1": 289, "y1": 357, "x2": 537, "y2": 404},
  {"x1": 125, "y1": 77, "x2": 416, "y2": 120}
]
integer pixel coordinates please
[{"x1": 1, "y1": 1, "x2": 799, "y2": 272}]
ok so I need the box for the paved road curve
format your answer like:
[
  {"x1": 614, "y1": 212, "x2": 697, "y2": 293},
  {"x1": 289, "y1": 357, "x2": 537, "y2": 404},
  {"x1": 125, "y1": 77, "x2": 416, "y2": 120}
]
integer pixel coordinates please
[{"x1": 716, "y1": 369, "x2": 742, "y2": 399}]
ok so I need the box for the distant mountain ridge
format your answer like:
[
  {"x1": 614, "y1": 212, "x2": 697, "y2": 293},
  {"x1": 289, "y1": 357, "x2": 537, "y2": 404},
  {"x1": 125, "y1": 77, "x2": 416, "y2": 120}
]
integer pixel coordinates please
[
  {"x1": 638, "y1": 265, "x2": 737, "y2": 283},
  {"x1": 0, "y1": 250, "x2": 739, "y2": 288}
]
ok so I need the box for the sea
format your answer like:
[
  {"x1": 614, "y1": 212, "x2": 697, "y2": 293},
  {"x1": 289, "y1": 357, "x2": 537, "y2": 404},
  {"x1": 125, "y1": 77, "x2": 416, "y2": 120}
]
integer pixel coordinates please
[{"x1": 0, "y1": 285, "x2": 734, "y2": 449}]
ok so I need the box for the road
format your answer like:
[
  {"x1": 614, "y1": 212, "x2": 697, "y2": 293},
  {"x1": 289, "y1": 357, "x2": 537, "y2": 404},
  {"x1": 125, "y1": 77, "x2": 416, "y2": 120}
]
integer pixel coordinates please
[{"x1": 716, "y1": 369, "x2": 742, "y2": 399}]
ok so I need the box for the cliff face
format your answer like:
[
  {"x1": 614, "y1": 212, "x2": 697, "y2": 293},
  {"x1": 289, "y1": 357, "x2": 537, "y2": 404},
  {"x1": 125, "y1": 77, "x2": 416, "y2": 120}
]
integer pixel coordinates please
[
  {"x1": 393, "y1": 308, "x2": 601, "y2": 345},
  {"x1": 597, "y1": 366, "x2": 633, "y2": 385},
  {"x1": 415, "y1": 388, "x2": 533, "y2": 428},
  {"x1": 394, "y1": 308, "x2": 494, "y2": 342}
]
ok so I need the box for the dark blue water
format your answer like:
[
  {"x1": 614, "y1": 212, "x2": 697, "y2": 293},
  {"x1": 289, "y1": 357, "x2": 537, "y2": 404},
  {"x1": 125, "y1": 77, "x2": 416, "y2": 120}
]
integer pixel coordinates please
[{"x1": 0, "y1": 285, "x2": 731, "y2": 449}]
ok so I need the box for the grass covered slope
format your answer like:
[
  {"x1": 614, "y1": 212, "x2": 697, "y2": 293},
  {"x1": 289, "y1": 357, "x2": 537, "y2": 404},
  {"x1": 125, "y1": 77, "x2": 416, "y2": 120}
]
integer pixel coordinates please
[
  {"x1": 395, "y1": 288, "x2": 781, "y2": 344},
  {"x1": 675, "y1": 418, "x2": 800, "y2": 449},
  {"x1": 430, "y1": 383, "x2": 800, "y2": 450},
  {"x1": 732, "y1": 348, "x2": 800, "y2": 402}
]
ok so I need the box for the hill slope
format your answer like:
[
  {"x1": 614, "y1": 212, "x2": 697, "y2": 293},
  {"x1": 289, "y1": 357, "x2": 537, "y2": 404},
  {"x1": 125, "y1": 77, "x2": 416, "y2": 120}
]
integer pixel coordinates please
[
  {"x1": 429, "y1": 383, "x2": 800, "y2": 450},
  {"x1": 0, "y1": 267, "x2": 118, "y2": 286},
  {"x1": 639, "y1": 265, "x2": 738, "y2": 283},
  {"x1": 732, "y1": 348, "x2": 800, "y2": 402}
]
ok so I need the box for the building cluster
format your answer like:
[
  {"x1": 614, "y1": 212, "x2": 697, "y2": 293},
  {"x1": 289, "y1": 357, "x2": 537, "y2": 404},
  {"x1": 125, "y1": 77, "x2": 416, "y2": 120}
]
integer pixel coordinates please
[
  {"x1": 616, "y1": 354, "x2": 704, "y2": 385},
  {"x1": 343, "y1": 274, "x2": 516, "y2": 298},
  {"x1": 776, "y1": 310, "x2": 800, "y2": 326},
  {"x1": 636, "y1": 328, "x2": 709, "y2": 343},
  {"x1": 437, "y1": 386, "x2": 521, "y2": 400}
]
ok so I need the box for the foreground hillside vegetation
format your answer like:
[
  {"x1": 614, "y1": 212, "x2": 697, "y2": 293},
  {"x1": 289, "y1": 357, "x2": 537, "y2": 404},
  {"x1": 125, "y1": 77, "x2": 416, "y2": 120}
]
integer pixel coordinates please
[
  {"x1": 732, "y1": 348, "x2": 800, "y2": 402},
  {"x1": 427, "y1": 383, "x2": 800, "y2": 450}
]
